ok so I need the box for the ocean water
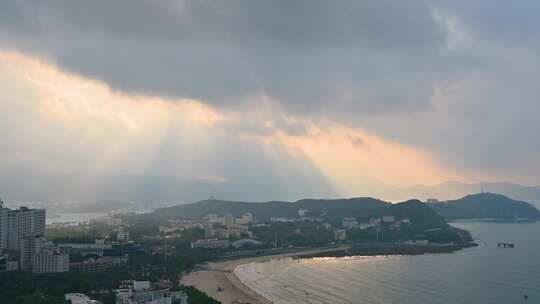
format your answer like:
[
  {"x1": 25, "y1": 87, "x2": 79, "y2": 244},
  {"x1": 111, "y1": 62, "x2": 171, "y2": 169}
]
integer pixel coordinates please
[
  {"x1": 235, "y1": 222, "x2": 540, "y2": 304},
  {"x1": 46, "y1": 212, "x2": 108, "y2": 224}
]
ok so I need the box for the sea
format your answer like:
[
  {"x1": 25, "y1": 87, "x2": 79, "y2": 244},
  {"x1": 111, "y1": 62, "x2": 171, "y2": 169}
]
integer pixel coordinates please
[
  {"x1": 235, "y1": 221, "x2": 540, "y2": 304},
  {"x1": 46, "y1": 212, "x2": 108, "y2": 224}
]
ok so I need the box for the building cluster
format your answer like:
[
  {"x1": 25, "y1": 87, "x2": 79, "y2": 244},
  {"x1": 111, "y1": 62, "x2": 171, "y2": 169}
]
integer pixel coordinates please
[
  {"x1": 70, "y1": 255, "x2": 125, "y2": 272},
  {"x1": 203, "y1": 213, "x2": 253, "y2": 240},
  {"x1": 203, "y1": 212, "x2": 253, "y2": 226},
  {"x1": 58, "y1": 237, "x2": 142, "y2": 272},
  {"x1": 157, "y1": 212, "x2": 256, "y2": 249},
  {"x1": 190, "y1": 238, "x2": 229, "y2": 249},
  {"x1": 160, "y1": 213, "x2": 253, "y2": 235},
  {"x1": 270, "y1": 209, "x2": 326, "y2": 224},
  {"x1": 91, "y1": 215, "x2": 123, "y2": 226},
  {"x1": 204, "y1": 222, "x2": 252, "y2": 239},
  {"x1": 0, "y1": 201, "x2": 69, "y2": 273},
  {"x1": 66, "y1": 280, "x2": 189, "y2": 304},
  {"x1": 331, "y1": 216, "x2": 412, "y2": 241},
  {"x1": 342, "y1": 216, "x2": 410, "y2": 231},
  {"x1": 115, "y1": 280, "x2": 188, "y2": 304},
  {"x1": 0, "y1": 200, "x2": 140, "y2": 274}
]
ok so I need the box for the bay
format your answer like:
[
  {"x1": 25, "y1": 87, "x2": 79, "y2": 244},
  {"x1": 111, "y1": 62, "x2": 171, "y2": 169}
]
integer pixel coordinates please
[{"x1": 235, "y1": 222, "x2": 540, "y2": 304}]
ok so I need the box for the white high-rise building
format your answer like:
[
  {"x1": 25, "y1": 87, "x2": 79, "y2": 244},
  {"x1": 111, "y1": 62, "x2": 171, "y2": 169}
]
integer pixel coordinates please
[
  {"x1": 0, "y1": 202, "x2": 48, "y2": 271},
  {"x1": 7, "y1": 207, "x2": 46, "y2": 251},
  {"x1": 0, "y1": 200, "x2": 8, "y2": 252}
]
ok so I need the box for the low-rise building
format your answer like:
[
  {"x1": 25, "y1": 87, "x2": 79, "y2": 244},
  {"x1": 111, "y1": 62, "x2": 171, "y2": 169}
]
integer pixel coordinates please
[
  {"x1": 230, "y1": 224, "x2": 252, "y2": 238},
  {"x1": 214, "y1": 228, "x2": 230, "y2": 239},
  {"x1": 212, "y1": 225, "x2": 252, "y2": 239},
  {"x1": 70, "y1": 256, "x2": 116, "y2": 272},
  {"x1": 270, "y1": 217, "x2": 294, "y2": 223},
  {"x1": 32, "y1": 245, "x2": 69, "y2": 273},
  {"x1": 117, "y1": 230, "x2": 129, "y2": 243},
  {"x1": 358, "y1": 223, "x2": 375, "y2": 230},
  {"x1": 334, "y1": 229, "x2": 347, "y2": 241},
  {"x1": 57, "y1": 239, "x2": 107, "y2": 257},
  {"x1": 115, "y1": 280, "x2": 188, "y2": 304},
  {"x1": 59, "y1": 239, "x2": 143, "y2": 259},
  {"x1": 369, "y1": 218, "x2": 382, "y2": 226},
  {"x1": 190, "y1": 239, "x2": 229, "y2": 249},
  {"x1": 399, "y1": 218, "x2": 411, "y2": 224},
  {"x1": 204, "y1": 214, "x2": 221, "y2": 223},
  {"x1": 204, "y1": 227, "x2": 216, "y2": 238},
  {"x1": 342, "y1": 217, "x2": 358, "y2": 229},
  {"x1": 382, "y1": 216, "x2": 396, "y2": 223},
  {"x1": 111, "y1": 254, "x2": 129, "y2": 266},
  {"x1": 235, "y1": 212, "x2": 254, "y2": 225},
  {"x1": 65, "y1": 293, "x2": 103, "y2": 304}
]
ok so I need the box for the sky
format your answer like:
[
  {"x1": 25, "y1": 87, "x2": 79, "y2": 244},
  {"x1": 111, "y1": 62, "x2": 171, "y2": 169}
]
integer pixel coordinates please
[{"x1": 0, "y1": 0, "x2": 539, "y2": 202}]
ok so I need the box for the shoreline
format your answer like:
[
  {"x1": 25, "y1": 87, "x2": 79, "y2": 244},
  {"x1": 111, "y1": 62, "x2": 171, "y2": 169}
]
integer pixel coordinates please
[
  {"x1": 449, "y1": 218, "x2": 539, "y2": 223},
  {"x1": 181, "y1": 242, "x2": 476, "y2": 304},
  {"x1": 295, "y1": 242, "x2": 478, "y2": 259},
  {"x1": 180, "y1": 246, "x2": 351, "y2": 304}
]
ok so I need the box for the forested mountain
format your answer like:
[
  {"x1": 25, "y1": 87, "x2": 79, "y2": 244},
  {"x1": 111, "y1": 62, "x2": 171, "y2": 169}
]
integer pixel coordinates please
[
  {"x1": 145, "y1": 197, "x2": 448, "y2": 229},
  {"x1": 428, "y1": 193, "x2": 540, "y2": 221}
]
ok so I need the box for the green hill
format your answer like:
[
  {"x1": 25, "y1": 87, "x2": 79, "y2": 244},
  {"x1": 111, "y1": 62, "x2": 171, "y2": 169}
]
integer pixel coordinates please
[
  {"x1": 428, "y1": 193, "x2": 540, "y2": 221},
  {"x1": 144, "y1": 197, "x2": 448, "y2": 230}
]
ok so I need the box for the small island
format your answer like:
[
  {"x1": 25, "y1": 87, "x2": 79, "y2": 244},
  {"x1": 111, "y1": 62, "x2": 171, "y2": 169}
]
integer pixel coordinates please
[{"x1": 427, "y1": 192, "x2": 540, "y2": 222}]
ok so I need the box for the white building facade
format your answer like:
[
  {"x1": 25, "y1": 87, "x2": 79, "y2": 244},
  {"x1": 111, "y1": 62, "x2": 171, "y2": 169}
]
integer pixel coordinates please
[
  {"x1": 32, "y1": 246, "x2": 70, "y2": 273},
  {"x1": 7, "y1": 207, "x2": 46, "y2": 251},
  {"x1": 65, "y1": 293, "x2": 103, "y2": 304},
  {"x1": 116, "y1": 281, "x2": 188, "y2": 304}
]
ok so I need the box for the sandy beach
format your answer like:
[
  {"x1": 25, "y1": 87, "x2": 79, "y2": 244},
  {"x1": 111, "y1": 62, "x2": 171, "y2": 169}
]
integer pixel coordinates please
[{"x1": 180, "y1": 246, "x2": 350, "y2": 304}]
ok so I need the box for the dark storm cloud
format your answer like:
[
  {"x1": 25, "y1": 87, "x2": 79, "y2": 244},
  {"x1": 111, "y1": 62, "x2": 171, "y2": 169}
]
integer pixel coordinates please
[
  {"x1": 1, "y1": 0, "x2": 540, "y2": 183},
  {"x1": 435, "y1": 0, "x2": 540, "y2": 43},
  {"x1": 0, "y1": 0, "x2": 446, "y2": 113}
]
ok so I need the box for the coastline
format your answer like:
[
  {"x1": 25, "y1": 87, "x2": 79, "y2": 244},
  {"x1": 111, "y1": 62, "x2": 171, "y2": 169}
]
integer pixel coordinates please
[
  {"x1": 180, "y1": 242, "x2": 476, "y2": 304},
  {"x1": 448, "y1": 218, "x2": 539, "y2": 223},
  {"x1": 180, "y1": 246, "x2": 351, "y2": 304},
  {"x1": 295, "y1": 242, "x2": 478, "y2": 259}
]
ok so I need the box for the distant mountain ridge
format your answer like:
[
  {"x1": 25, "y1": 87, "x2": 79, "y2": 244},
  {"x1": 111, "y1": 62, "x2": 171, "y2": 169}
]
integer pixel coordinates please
[
  {"x1": 399, "y1": 181, "x2": 540, "y2": 202},
  {"x1": 428, "y1": 193, "x2": 540, "y2": 221},
  {"x1": 0, "y1": 173, "x2": 334, "y2": 205},
  {"x1": 3, "y1": 172, "x2": 540, "y2": 211}
]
